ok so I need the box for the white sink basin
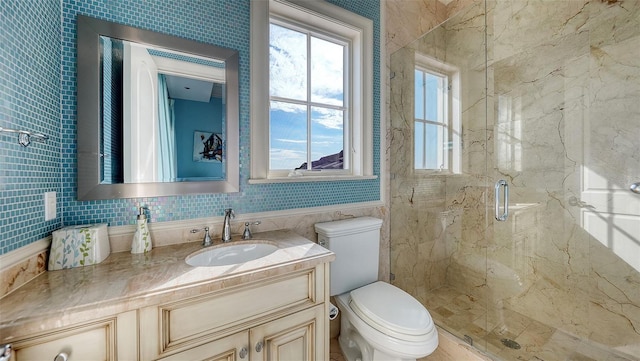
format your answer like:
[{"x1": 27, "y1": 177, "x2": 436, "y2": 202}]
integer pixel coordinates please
[{"x1": 186, "y1": 241, "x2": 278, "y2": 267}]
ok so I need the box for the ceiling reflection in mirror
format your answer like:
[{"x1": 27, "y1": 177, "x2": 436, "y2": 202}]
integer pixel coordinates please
[
  {"x1": 77, "y1": 15, "x2": 239, "y2": 200},
  {"x1": 99, "y1": 37, "x2": 227, "y2": 184}
]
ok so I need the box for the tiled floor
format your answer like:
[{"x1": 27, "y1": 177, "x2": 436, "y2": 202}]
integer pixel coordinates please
[
  {"x1": 330, "y1": 337, "x2": 346, "y2": 361},
  {"x1": 425, "y1": 286, "x2": 637, "y2": 361},
  {"x1": 329, "y1": 287, "x2": 638, "y2": 361},
  {"x1": 330, "y1": 331, "x2": 491, "y2": 361}
]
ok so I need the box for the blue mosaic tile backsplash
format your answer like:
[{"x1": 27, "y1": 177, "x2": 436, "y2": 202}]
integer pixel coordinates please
[
  {"x1": 1, "y1": 0, "x2": 380, "y2": 255},
  {"x1": 1, "y1": 0, "x2": 62, "y2": 254}
]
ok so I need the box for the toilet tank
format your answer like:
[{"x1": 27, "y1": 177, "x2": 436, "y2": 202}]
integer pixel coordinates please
[{"x1": 315, "y1": 217, "x2": 383, "y2": 296}]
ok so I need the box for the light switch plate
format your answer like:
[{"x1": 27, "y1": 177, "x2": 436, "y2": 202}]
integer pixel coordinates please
[{"x1": 44, "y1": 192, "x2": 56, "y2": 221}]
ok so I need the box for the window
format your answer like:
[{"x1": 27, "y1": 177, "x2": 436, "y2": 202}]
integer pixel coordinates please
[
  {"x1": 250, "y1": 0, "x2": 374, "y2": 182},
  {"x1": 414, "y1": 54, "x2": 461, "y2": 173},
  {"x1": 269, "y1": 21, "x2": 346, "y2": 171}
]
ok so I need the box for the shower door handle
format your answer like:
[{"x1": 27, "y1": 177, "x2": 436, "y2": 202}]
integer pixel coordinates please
[
  {"x1": 631, "y1": 182, "x2": 640, "y2": 194},
  {"x1": 495, "y1": 180, "x2": 509, "y2": 221}
]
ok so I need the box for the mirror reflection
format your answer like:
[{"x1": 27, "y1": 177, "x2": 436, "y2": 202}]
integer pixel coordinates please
[
  {"x1": 77, "y1": 15, "x2": 239, "y2": 200},
  {"x1": 100, "y1": 37, "x2": 226, "y2": 184}
]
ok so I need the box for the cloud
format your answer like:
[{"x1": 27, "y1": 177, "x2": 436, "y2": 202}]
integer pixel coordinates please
[
  {"x1": 270, "y1": 148, "x2": 306, "y2": 169},
  {"x1": 270, "y1": 102, "x2": 344, "y2": 131},
  {"x1": 310, "y1": 37, "x2": 344, "y2": 106},
  {"x1": 269, "y1": 23, "x2": 344, "y2": 108},
  {"x1": 311, "y1": 134, "x2": 342, "y2": 145},
  {"x1": 270, "y1": 24, "x2": 307, "y2": 100},
  {"x1": 275, "y1": 138, "x2": 307, "y2": 144},
  {"x1": 271, "y1": 101, "x2": 304, "y2": 114},
  {"x1": 312, "y1": 107, "x2": 343, "y2": 130}
]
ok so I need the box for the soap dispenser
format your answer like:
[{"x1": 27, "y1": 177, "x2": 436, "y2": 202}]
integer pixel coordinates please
[{"x1": 131, "y1": 207, "x2": 152, "y2": 254}]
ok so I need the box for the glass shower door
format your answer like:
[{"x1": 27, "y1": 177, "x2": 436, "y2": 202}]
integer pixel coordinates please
[
  {"x1": 389, "y1": 0, "x2": 493, "y2": 353},
  {"x1": 487, "y1": 0, "x2": 640, "y2": 359}
]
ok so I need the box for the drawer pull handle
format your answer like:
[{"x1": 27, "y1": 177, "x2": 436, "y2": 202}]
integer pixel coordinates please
[
  {"x1": 239, "y1": 347, "x2": 248, "y2": 359},
  {"x1": 255, "y1": 341, "x2": 264, "y2": 353},
  {"x1": 54, "y1": 352, "x2": 68, "y2": 361}
]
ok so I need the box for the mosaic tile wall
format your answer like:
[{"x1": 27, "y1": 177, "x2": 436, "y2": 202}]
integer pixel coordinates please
[
  {"x1": 0, "y1": 1, "x2": 62, "y2": 254},
  {"x1": 1, "y1": 0, "x2": 381, "y2": 255}
]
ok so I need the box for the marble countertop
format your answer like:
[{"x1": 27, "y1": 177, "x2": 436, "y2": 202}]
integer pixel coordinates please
[{"x1": 0, "y1": 230, "x2": 334, "y2": 340}]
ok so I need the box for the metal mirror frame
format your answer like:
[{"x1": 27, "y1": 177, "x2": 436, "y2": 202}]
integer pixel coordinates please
[{"x1": 77, "y1": 15, "x2": 239, "y2": 200}]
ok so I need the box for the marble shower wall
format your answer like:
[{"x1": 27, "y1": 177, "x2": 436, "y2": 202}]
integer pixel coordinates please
[
  {"x1": 389, "y1": 1, "x2": 488, "y2": 306},
  {"x1": 385, "y1": 0, "x2": 477, "y2": 54},
  {"x1": 487, "y1": 0, "x2": 640, "y2": 354},
  {"x1": 389, "y1": 0, "x2": 640, "y2": 357}
]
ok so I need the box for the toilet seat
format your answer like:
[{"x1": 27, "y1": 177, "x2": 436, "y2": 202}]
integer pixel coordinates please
[{"x1": 349, "y1": 282, "x2": 435, "y2": 342}]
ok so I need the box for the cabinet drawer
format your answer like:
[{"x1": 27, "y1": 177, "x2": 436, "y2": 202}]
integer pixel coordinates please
[
  {"x1": 158, "y1": 331, "x2": 248, "y2": 361},
  {"x1": 142, "y1": 266, "x2": 321, "y2": 357},
  {"x1": 9, "y1": 311, "x2": 136, "y2": 361}
]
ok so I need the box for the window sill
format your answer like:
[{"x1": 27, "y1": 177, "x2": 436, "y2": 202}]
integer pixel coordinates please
[
  {"x1": 414, "y1": 170, "x2": 461, "y2": 176},
  {"x1": 248, "y1": 175, "x2": 378, "y2": 184}
]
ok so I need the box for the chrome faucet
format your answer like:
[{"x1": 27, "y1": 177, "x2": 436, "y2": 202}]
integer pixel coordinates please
[{"x1": 221, "y1": 208, "x2": 235, "y2": 242}]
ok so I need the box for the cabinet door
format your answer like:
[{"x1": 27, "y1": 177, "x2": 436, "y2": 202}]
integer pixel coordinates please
[
  {"x1": 250, "y1": 305, "x2": 325, "y2": 361},
  {"x1": 140, "y1": 267, "x2": 321, "y2": 359},
  {"x1": 158, "y1": 331, "x2": 249, "y2": 361}
]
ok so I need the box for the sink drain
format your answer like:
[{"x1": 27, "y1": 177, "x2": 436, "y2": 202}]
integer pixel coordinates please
[{"x1": 501, "y1": 338, "x2": 521, "y2": 349}]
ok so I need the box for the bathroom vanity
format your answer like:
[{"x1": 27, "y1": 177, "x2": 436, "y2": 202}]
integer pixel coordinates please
[{"x1": 0, "y1": 230, "x2": 334, "y2": 360}]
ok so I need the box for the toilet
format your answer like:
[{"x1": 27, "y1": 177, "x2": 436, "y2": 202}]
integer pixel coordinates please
[{"x1": 315, "y1": 217, "x2": 438, "y2": 361}]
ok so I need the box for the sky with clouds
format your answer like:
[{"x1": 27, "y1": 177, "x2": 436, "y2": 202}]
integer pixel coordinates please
[{"x1": 269, "y1": 23, "x2": 345, "y2": 170}]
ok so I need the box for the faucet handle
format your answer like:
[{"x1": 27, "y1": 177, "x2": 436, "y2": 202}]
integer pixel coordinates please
[
  {"x1": 190, "y1": 226, "x2": 208, "y2": 233},
  {"x1": 191, "y1": 227, "x2": 213, "y2": 247},
  {"x1": 242, "y1": 221, "x2": 261, "y2": 240}
]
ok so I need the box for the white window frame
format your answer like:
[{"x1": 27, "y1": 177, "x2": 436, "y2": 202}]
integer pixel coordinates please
[
  {"x1": 250, "y1": 0, "x2": 374, "y2": 183},
  {"x1": 414, "y1": 53, "x2": 461, "y2": 174}
]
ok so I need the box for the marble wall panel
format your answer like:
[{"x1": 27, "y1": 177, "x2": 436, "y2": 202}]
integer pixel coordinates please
[
  {"x1": 389, "y1": 0, "x2": 489, "y2": 305},
  {"x1": 586, "y1": 5, "x2": 640, "y2": 189},
  {"x1": 388, "y1": 0, "x2": 640, "y2": 358},
  {"x1": 489, "y1": 0, "x2": 590, "y2": 64},
  {"x1": 488, "y1": 0, "x2": 640, "y2": 354},
  {"x1": 588, "y1": 236, "x2": 640, "y2": 355},
  {"x1": 385, "y1": 0, "x2": 446, "y2": 55},
  {"x1": 579, "y1": 4, "x2": 640, "y2": 344}
]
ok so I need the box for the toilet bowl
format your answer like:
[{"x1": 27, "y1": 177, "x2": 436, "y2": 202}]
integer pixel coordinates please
[
  {"x1": 335, "y1": 282, "x2": 438, "y2": 361},
  {"x1": 315, "y1": 217, "x2": 439, "y2": 361}
]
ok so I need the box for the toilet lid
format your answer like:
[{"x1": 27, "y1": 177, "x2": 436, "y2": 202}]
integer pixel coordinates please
[{"x1": 349, "y1": 281, "x2": 434, "y2": 337}]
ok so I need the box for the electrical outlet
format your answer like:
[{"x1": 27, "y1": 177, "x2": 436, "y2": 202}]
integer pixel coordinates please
[{"x1": 44, "y1": 192, "x2": 56, "y2": 221}]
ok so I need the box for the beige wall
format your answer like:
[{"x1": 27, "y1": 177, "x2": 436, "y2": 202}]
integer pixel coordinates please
[{"x1": 386, "y1": 0, "x2": 640, "y2": 356}]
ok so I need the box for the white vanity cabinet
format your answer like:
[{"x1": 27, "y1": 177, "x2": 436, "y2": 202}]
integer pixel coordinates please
[
  {"x1": 7, "y1": 310, "x2": 137, "y2": 361},
  {"x1": 140, "y1": 264, "x2": 328, "y2": 361},
  {"x1": 158, "y1": 305, "x2": 324, "y2": 361},
  {"x1": 0, "y1": 231, "x2": 333, "y2": 361},
  {"x1": 249, "y1": 305, "x2": 324, "y2": 361}
]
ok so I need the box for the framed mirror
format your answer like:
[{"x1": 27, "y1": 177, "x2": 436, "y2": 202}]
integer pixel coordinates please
[{"x1": 77, "y1": 15, "x2": 239, "y2": 200}]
